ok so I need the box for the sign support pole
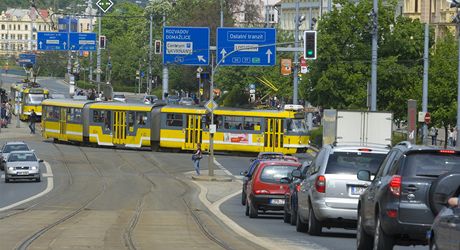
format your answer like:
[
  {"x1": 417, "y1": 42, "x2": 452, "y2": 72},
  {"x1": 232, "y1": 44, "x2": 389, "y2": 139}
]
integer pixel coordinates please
[
  {"x1": 162, "y1": 14, "x2": 169, "y2": 100},
  {"x1": 208, "y1": 53, "x2": 215, "y2": 177},
  {"x1": 293, "y1": 1, "x2": 299, "y2": 105},
  {"x1": 96, "y1": 13, "x2": 102, "y2": 93},
  {"x1": 148, "y1": 14, "x2": 153, "y2": 94}
]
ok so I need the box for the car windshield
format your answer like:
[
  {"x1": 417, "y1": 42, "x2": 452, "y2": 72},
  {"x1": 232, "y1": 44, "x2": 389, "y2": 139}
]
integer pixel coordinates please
[
  {"x1": 260, "y1": 165, "x2": 298, "y2": 183},
  {"x1": 25, "y1": 94, "x2": 44, "y2": 105},
  {"x1": 287, "y1": 119, "x2": 308, "y2": 133},
  {"x1": 8, "y1": 152, "x2": 37, "y2": 162},
  {"x1": 3, "y1": 144, "x2": 29, "y2": 153},
  {"x1": 325, "y1": 151, "x2": 387, "y2": 175},
  {"x1": 258, "y1": 153, "x2": 283, "y2": 159},
  {"x1": 114, "y1": 95, "x2": 125, "y2": 98},
  {"x1": 404, "y1": 152, "x2": 460, "y2": 177}
]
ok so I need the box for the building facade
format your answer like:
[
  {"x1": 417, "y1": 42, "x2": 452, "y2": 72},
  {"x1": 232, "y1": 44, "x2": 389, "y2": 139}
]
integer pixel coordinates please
[
  {"x1": 0, "y1": 8, "x2": 54, "y2": 55},
  {"x1": 278, "y1": 0, "x2": 333, "y2": 31},
  {"x1": 233, "y1": 0, "x2": 280, "y2": 27}
]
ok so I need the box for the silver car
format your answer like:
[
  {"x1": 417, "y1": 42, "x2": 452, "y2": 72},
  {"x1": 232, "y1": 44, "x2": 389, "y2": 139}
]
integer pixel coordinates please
[
  {"x1": 295, "y1": 144, "x2": 389, "y2": 235},
  {"x1": 4, "y1": 151, "x2": 43, "y2": 182},
  {"x1": 179, "y1": 97, "x2": 194, "y2": 106},
  {"x1": 0, "y1": 141, "x2": 30, "y2": 171}
]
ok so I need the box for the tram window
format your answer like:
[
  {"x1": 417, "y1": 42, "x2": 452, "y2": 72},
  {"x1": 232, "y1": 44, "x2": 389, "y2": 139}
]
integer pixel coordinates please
[
  {"x1": 46, "y1": 106, "x2": 60, "y2": 120},
  {"x1": 25, "y1": 94, "x2": 45, "y2": 105},
  {"x1": 287, "y1": 118, "x2": 307, "y2": 133},
  {"x1": 136, "y1": 112, "x2": 148, "y2": 126},
  {"x1": 128, "y1": 112, "x2": 135, "y2": 127},
  {"x1": 224, "y1": 116, "x2": 244, "y2": 130},
  {"x1": 243, "y1": 117, "x2": 262, "y2": 131},
  {"x1": 67, "y1": 108, "x2": 82, "y2": 123},
  {"x1": 166, "y1": 113, "x2": 183, "y2": 127}
]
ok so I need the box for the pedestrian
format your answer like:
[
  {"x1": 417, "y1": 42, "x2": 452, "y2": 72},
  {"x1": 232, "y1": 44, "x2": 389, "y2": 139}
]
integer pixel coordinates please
[
  {"x1": 453, "y1": 128, "x2": 458, "y2": 147},
  {"x1": 429, "y1": 126, "x2": 438, "y2": 145},
  {"x1": 5, "y1": 101, "x2": 11, "y2": 124},
  {"x1": 29, "y1": 109, "x2": 37, "y2": 134},
  {"x1": 448, "y1": 128, "x2": 454, "y2": 147},
  {"x1": 192, "y1": 143, "x2": 202, "y2": 176}
]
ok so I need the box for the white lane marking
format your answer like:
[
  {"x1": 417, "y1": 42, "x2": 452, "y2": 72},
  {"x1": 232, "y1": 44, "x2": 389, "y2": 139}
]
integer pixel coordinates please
[
  {"x1": 193, "y1": 159, "x2": 315, "y2": 250},
  {"x1": 0, "y1": 161, "x2": 54, "y2": 212}
]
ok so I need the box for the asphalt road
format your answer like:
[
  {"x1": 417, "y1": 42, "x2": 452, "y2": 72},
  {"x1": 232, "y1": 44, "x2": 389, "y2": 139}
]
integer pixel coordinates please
[{"x1": 214, "y1": 154, "x2": 428, "y2": 250}]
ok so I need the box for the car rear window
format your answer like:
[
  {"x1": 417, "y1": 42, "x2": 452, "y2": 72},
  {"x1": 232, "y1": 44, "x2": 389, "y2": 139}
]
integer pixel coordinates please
[
  {"x1": 260, "y1": 165, "x2": 298, "y2": 183},
  {"x1": 4, "y1": 144, "x2": 29, "y2": 153},
  {"x1": 403, "y1": 153, "x2": 460, "y2": 177},
  {"x1": 325, "y1": 152, "x2": 386, "y2": 175}
]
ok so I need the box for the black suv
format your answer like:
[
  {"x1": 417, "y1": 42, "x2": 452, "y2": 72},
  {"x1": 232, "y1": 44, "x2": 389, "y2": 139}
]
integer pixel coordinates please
[{"x1": 357, "y1": 141, "x2": 460, "y2": 249}]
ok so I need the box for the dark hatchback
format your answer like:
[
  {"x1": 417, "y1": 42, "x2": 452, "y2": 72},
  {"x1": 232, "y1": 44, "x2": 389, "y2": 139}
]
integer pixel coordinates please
[{"x1": 357, "y1": 142, "x2": 460, "y2": 249}]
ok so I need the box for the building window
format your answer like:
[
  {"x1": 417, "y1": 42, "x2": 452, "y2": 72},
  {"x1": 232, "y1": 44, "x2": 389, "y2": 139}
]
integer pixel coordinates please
[
  {"x1": 1, "y1": 34, "x2": 4, "y2": 39},
  {"x1": 13, "y1": 24, "x2": 16, "y2": 30},
  {"x1": 269, "y1": 13, "x2": 275, "y2": 22},
  {"x1": 18, "y1": 24, "x2": 21, "y2": 30},
  {"x1": 33, "y1": 34, "x2": 36, "y2": 40},
  {"x1": 24, "y1": 34, "x2": 28, "y2": 40},
  {"x1": 415, "y1": 0, "x2": 418, "y2": 12},
  {"x1": 18, "y1": 34, "x2": 22, "y2": 40},
  {"x1": 1, "y1": 24, "x2": 4, "y2": 30},
  {"x1": 87, "y1": 23, "x2": 90, "y2": 30},
  {"x1": 39, "y1": 25, "x2": 42, "y2": 31},
  {"x1": 25, "y1": 24, "x2": 28, "y2": 30}
]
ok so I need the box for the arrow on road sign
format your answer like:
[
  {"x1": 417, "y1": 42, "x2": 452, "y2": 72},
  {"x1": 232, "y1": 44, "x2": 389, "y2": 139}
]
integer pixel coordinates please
[
  {"x1": 266, "y1": 49, "x2": 272, "y2": 64},
  {"x1": 220, "y1": 48, "x2": 227, "y2": 63},
  {"x1": 63, "y1": 42, "x2": 67, "y2": 49},
  {"x1": 39, "y1": 41, "x2": 43, "y2": 49},
  {"x1": 197, "y1": 55, "x2": 206, "y2": 63}
]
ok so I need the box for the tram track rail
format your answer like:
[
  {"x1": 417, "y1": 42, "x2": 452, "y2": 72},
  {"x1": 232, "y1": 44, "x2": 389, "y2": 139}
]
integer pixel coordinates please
[{"x1": 16, "y1": 146, "x2": 107, "y2": 250}]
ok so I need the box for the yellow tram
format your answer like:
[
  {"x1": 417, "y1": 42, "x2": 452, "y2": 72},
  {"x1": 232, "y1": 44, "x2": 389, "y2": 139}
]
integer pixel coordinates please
[
  {"x1": 41, "y1": 99, "x2": 310, "y2": 154},
  {"x1": 10, "y1": 82, "x2": 49, "y2": 121}
]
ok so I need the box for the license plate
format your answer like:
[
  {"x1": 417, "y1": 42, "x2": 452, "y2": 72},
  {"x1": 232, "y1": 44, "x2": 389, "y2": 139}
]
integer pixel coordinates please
[
  {"x1": 17, "y1": 171, "x2": 29, "y2": 175},
  {"x1": 351, "y1": 186, "x2": 366, "y2": 195},
  {"x1": 270, "y1": 199, "x2": 285, "y2": 205}
]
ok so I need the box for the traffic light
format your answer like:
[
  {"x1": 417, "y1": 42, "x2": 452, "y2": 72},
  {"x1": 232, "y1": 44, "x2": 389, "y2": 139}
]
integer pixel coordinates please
[
  {"x1": 99, "y1": 35, "x2": 106, "y2": 49},
  {"x1": 154, "y1": 40, "x2": 162, "y2": 54},
  {"x1": 303, "y1": 31, "x2": 317, "y2": 60}
]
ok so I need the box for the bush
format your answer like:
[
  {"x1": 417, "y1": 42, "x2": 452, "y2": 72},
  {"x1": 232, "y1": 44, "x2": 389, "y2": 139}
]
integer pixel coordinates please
[{"x1": 309, "y1": 126, "x2": 323, "y2": 148}]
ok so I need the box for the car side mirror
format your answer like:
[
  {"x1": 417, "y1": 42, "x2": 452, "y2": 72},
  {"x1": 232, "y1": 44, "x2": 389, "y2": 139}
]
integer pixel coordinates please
[
  {"x1": 291, "y1": 169, "x2": 302, "y2": 178},
  {"x1": 240, "y1": 170, "x2": 248, "y2": 176},
  {"x1": 357, "y1": 170, "x2": 371, "y2": 182},
  {"x1": 280, "y1": 177, "x2": 290, "y2": 184},
  {"x1": 39, "y1": 159, "x2": 44, "y2": 163}
]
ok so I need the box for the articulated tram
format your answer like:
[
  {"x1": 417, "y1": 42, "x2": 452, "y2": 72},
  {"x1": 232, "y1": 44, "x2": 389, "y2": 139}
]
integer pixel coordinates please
[
  {"x1": 10, "y1": 82, "x2": 49, "y2": 121},
  {"x1": 41, "y1": 99, "x2": 310, "y2": 154}
]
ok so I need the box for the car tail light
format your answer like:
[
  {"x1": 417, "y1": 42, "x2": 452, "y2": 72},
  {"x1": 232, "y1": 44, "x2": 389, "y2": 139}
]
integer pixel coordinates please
[
  {"x1": 255, "y1": 189, "x2": 270, "y2": 194},
  {"x1": 315, "y1": 175, "x2": 326, "y2": 193},
  {"x1": 389, "y1": 175, "x2": 402, "y2": 196},
  {"x1": 358, "y1": 148, "x2": 372, "y2": 152},
  {"x1": 386, "y1": 209, "x2": 398, "y2": 218},
  {"x1": 439, "y1": 150, "x2": 456, "y2": 154},
  {"x1": 296, "y1": 184, "x2": 301, "y2": 192}
]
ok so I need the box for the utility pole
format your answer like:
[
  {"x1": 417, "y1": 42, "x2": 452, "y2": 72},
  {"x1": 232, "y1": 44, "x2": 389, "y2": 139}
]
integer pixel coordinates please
[
  {"x1": 88, "y1": 0, "x2": 93, "y2": 82},
  {"x1": 148, "y1": 14, "x2": 153, "y2": 94},
  {"x1": 422, "y1": 22, "x2": 429, "y2": 144},
  {"x1": 162, "y1": 14, "x2": 168, "y2": 100},
  {"x1": 96, "y1": 12, "x2": 101, "y2": 92},
  {"x1": 67, "y1": 15, "x2": 72, "y2": 83},
  {"x1": 208, "y1": 53, "x2": 215, "y2": 177},
  {"x1": 293, "y1": 0, "x2": 300, "y2": 105},
  {"x1": 370, "y1": 0, "x2": 378, "y2": 111},
  {"x1": 220, "y1": 0, "x2": 224, "y2": 27},
  {"x1": 265, "y1": 0, "x2": 269, "y2": 27}
]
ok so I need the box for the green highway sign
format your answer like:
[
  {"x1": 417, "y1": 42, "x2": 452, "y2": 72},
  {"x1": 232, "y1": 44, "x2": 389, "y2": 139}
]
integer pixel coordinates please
[{"x1": 96, "y1": 0, "x2": 114, "y2": 13}]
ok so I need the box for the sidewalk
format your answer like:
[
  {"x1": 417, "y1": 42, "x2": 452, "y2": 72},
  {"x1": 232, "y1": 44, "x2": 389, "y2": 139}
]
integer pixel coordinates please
[{"x1": 0, "y1": 118, "x2": 41, "y2": 141}]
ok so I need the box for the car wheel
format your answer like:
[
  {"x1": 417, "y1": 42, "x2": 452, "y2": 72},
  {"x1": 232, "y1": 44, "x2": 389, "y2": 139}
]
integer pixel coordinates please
[
  {"x1": 290, "y1": 203, "x2": 297, "y2": 226},
  {"x1": 248, "y1": 200, "x2": 258, "y2": 218},
  {"x1": 307, "y1": 206, "x2": 322, "y2": 236},
  {"x1": 245, "y1": 200, "x2": 249, "y2": 216},
  {"x1": 295, "y1": 211, "x2": 308, "y2": 232},
  {"x1": 241, "y1": 190, "x2": 246, "y2": 206},
  {"x1": 429, "y1": 172, "x2": 460, "y2": 215},
  {"x1": 373, "y1": 216, "x2": 394, "y2": 250},
  {"x1": 283, "y1": 205, "x2": 291, "y2": 223},
  {"x1": 357, "y1": 210, "x2": 373, "y2": 250}
]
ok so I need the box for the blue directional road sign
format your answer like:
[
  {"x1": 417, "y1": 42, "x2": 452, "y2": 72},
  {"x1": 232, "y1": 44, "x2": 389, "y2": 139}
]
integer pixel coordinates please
[
  {"x1": 37, "y1": 32, "x2": 69, "y2": 51},
  {"x1": 70, "y1": 32, "x2": 97, "y2": 51},
  {"x1": 18, "y1": 54, "x2": 36, "y2": 67},
  {"x1": 217, "y1": 28, "x2": 276, "y2": 66},
  {"x1": 163, "y1": 27, "x2": 210, "y2": 66}
]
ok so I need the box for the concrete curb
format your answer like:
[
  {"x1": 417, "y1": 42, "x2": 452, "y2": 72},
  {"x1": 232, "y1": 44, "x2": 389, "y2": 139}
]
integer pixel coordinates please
[{"x1": 191, "y1": 175, "x2": 232, "y2": 182}]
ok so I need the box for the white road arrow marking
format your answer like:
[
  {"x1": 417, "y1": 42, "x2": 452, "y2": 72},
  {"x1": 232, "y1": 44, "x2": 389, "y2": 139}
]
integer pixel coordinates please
[
  {"x1": 197, "y1": 55, "x2": 206, "y2": 63},
  {"x1": 220, "y1": 48, "x2": 227, "y2": 63},
  {"x1": 266, "y1": 49, "x2": 272, "y2": 64}
]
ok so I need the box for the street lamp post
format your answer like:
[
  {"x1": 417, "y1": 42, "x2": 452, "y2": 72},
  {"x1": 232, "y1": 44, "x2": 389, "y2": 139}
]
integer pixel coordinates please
[{"x1": 293, "y1": 1, "x2": 300, "y2": 105}]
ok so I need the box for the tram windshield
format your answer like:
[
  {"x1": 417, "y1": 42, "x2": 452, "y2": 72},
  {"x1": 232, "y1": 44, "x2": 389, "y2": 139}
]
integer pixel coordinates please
[
  {"x1": 25, "y1": 93, "x2": 45, "y2": 105},
  {"x1": 287, "y1": 118, "x2": 307, "y2": 133}
]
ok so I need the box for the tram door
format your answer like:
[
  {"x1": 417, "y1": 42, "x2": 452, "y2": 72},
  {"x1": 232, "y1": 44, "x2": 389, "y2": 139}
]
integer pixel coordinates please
[
  {"x1": 113, "y1": 111, "x2": 126, "y2": 144},
  {"x1": 184, "y1": 115, "x2": 202, "y2": 150},
  {"x1": 264, "y1": 118, "x2": 284, "y2": 152},
  {"x1": 59, "y1": 108, "x2": 67, "y2": 141}
]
